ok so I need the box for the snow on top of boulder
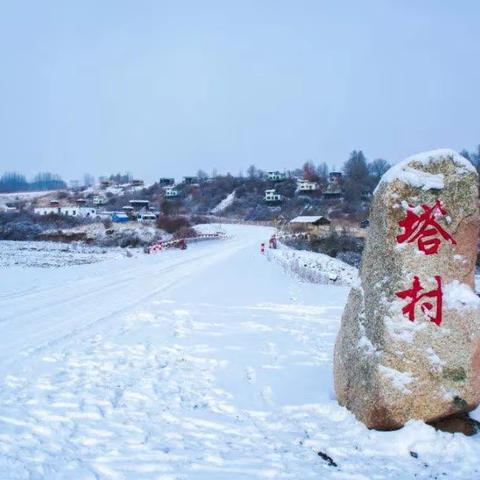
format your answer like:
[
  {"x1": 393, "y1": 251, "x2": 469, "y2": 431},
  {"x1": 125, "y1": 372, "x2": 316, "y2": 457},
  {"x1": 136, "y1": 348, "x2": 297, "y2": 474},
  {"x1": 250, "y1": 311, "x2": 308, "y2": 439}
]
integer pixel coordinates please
[
  {"x1": 375, "y1": 149, "x2": 477, "y2": 193},
  {"x1": 404, "y1": 148, "x2": 477, "y2": 173},
  {"x1": 444, "y1": 280, "x2": 480, "y2": 310},
  {"x1": 379, "y1": 166, "x2": 445, "y2": 192}
]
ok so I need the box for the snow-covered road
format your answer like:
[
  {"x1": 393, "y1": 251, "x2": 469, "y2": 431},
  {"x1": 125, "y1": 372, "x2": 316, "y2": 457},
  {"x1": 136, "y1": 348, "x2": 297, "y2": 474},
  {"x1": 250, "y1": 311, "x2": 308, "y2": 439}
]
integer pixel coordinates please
[{"x1": 0, "y1": 225, "x2": 479, "y2": 479}]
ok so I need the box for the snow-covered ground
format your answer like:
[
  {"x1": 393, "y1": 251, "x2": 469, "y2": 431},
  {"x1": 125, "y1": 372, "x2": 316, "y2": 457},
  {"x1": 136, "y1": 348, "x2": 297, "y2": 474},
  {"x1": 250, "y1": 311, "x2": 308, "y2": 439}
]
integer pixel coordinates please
[
  {"x1": 266, "y1": 246, "x2": 358, "y2": 286},
  {"x1": 0, "y1": 190, "x2": 56, "y2": 202},
  {"x1": 0, "y1": 191, "x2": 56, "y2": 210},
  {"x1": 55, "y1": 222, "x2": 167, "y2": 247},
  {"x1": 0, "y1": 241, "x2": 130, "y2": 268},
  {"x1": 0, "y1": 225, "x2": 479, "y2": 479}
]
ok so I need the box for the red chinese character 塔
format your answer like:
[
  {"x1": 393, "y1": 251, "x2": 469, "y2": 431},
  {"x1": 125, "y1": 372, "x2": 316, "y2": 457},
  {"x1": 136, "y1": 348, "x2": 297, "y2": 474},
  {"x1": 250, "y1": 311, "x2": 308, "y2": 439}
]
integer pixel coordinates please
[
  {"x1": 396, "y1": 275, "x2": 443, "y2": 325},
  {"x1": 396, "y1": 200, "x2": 456, "y2": 255}
]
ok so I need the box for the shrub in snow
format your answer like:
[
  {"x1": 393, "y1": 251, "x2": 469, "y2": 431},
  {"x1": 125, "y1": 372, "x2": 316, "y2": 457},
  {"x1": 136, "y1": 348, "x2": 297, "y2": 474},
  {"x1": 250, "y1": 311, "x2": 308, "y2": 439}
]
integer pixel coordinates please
[
  {"x1": 282, "y1": 230, "x2": 363, "y2": 261},
  {"x1": 172, "y1": 226, "x2": 197, "y2": 239},
  {"x1": 337, "y1": 251, "x2": 362, "y2": 268},
  {"x1": 156, "y1": 215, "x2": 191, "y2": 234},
  {"x1": 95, "y1": 227, "x2": 163, "y2": 248},
  {"x1": 0, "y1": 212, "x2": 90, "y2": 241}
]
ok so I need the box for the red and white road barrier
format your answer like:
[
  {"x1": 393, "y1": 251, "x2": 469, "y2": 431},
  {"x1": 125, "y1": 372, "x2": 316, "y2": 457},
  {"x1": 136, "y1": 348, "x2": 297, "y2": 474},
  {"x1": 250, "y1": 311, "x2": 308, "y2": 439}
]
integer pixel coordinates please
[{"x1": 148, "y1": 232, "x2": 227, "y2": 254}]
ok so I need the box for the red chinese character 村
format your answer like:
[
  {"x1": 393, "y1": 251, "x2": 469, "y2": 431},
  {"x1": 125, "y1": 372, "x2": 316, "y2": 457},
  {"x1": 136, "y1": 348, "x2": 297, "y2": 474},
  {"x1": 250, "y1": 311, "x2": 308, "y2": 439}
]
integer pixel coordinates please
[
  {"x1": 396, "y1": 200, "x2": 456, "y2": 255},
  {"x1": 396, "y1": 275, "x2": 443, "y2": 325}
]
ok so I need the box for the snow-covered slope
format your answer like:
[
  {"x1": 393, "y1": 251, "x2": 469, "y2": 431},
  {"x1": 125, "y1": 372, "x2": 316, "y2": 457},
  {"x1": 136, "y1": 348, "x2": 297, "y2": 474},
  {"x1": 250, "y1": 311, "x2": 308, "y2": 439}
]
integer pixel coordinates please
[
  {"x1": 0, "y1": 225, "x2": 479, "y2": 479},
  {"x1": 267, "y1": 246, "x2": 358, "y2": 286},
  {"x1": 211, "y1": 191, "x2": 236, "y2": 214}
]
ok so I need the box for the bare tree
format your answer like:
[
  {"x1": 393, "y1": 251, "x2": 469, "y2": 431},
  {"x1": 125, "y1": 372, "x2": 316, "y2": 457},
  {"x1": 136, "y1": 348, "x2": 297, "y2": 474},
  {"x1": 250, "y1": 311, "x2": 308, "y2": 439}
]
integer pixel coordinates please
[
  {"x1": 343, "y1": 150, "x2": 369, "y2": 203},
  {"x1": 368, "y1": 158, "x2": 391, "y2": 181},
  {"x1": 303, "y1": 161, "x2": 318, "y2": 182}
]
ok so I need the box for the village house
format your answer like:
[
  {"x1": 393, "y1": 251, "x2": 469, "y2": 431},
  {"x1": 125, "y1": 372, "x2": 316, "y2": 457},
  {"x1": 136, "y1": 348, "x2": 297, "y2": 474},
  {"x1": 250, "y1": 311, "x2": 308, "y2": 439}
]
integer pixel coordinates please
[
  {"x1": 159, "y1": 178, "x2": 175, "y2": 187},
  {"x1": 130, "y1": 179, "x2": 144, "y2": 187},
  {"x1": 264, "y1": 189, "x2": 282, "y2": 202},
  {"x1": 122, "y1": 205, "x2": 135, "y2": 217},
  {"x1": 92, "y1": 195, "x2": 107, "y2": 206},
  {"x1": 99, "y1": 179, "x2": 114, "y2": 189},
  {"x1": 267, "y1": 171, "x2": 286, "y2": 182},
  {"x1": 329, "y1": 171, "x2": 342, "y2": 185},
  {"x1": 164, "y1": 186, "x2": 179, "y2": 198},
  {"x1": 289, "y1": 215, "x2": 331, "y2": 234},
  {"x1": 297, "y1": 179, "x2": 318, "y2": 192},
  {"x1": 129, "y1": 199, "x2": 150, "y2": 211},
  {"x1": 34, "y1": 206, "x2": 98, "y2": 218},
  {"x1": 183, "y1": 176, "x2": 198, "y2": 185},
  {"x1": 323, "y1": 171, "x2": 343, "y2": 199}
]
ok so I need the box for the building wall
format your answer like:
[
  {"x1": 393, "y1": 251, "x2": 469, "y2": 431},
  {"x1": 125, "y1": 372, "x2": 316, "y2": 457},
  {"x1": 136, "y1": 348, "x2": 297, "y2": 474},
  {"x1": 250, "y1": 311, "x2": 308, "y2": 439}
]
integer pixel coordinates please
[
  {"x1": 298, "y1": 181, "x2": 317, "y2": 191},
  {"x1": 264, "y1": 190, "x2": 281, "y2": 201},
  {"x1": 267, "y1": 172, "x2": 285, "y2": 181},
  {"x1": 165, "y1": 189, "x2": 178, "y2": 197},
  {"x1": 34, "y1": 207, "x2": 97, "y2": 217}
]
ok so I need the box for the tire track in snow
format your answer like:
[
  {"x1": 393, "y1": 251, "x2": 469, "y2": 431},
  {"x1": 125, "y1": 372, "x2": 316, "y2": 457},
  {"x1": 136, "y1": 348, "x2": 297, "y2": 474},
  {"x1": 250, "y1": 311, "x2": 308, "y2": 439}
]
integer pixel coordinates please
[{"x1": 0, "y1": 238, "x2": 250, "y2": 372}]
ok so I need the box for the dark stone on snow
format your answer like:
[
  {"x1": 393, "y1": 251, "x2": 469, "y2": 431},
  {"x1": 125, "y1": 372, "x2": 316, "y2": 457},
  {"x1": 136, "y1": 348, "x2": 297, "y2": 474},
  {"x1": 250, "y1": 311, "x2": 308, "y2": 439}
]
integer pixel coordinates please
[
  {"x1": 428, "y1": 412, "x2": 480, "y2": 436},
  {"x1": 317, "y1": 451, "x2": 337, "y2": 467}
]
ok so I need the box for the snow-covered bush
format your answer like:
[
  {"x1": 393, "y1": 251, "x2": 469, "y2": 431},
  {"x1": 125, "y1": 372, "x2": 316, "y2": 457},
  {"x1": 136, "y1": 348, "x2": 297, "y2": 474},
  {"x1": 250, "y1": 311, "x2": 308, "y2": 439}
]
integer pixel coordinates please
[
  {"x1": 172, "y1": 226, "x2": 197, "y2": 239},
  {"x1": 281, "y1": 230, "x2": 363, "y2": 260},
  {"x1": 0, "y1": 212, "x2": 91, "y2": 241},
  {"x1": 95, "y1": 227, "x2": 163, "y2": 248},
  {"x1": 156, "y1": 215, "x2": 191, "y2": 234},
  {"x1": 336, "y1": 251, "x2": 362, "y2": 267}
]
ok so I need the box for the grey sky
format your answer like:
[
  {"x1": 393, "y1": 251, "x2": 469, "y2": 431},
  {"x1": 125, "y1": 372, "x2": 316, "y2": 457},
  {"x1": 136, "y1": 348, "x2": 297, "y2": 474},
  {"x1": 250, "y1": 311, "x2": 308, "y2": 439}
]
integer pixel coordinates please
[{"x1": 0, "y1": 0, "x2": 479, "y2": 182}]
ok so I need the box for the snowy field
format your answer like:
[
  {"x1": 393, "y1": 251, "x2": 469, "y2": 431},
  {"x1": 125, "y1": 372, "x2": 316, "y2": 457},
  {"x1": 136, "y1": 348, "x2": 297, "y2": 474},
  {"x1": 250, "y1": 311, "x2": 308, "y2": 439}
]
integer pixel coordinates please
[
  {"x1": 0, "y1": 241, "x2": 130, "y2": 268},
  {"x1": 0, "y1": 224, "x2": 479, "y2": 479}
]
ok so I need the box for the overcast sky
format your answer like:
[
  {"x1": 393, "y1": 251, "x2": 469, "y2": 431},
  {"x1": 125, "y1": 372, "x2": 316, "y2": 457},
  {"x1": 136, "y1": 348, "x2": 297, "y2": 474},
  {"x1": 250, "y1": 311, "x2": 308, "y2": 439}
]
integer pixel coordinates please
[{"x1": 1, "y1": 0, "x2": 479, "y2": 182}]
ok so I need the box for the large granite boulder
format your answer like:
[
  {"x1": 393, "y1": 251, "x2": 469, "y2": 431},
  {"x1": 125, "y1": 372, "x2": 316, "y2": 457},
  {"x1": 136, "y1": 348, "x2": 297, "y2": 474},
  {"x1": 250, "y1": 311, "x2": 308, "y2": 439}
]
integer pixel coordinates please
[{"x1": 334, "y1": 149, "x2": 480, "y2": 430}]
